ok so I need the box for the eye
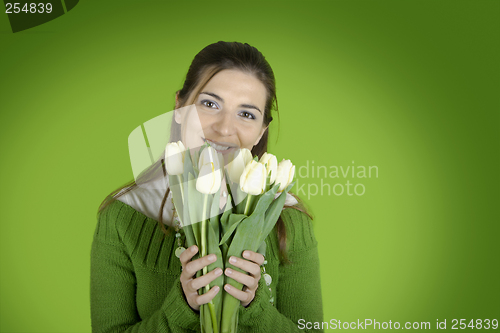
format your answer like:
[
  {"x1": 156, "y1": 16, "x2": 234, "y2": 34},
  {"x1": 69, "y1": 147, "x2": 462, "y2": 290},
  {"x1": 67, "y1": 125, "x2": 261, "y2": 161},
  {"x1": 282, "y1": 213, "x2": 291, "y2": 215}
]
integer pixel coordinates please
[
  {"x1": 201, "y1": 99, "x2": 219, "y2": 109},
  {"x1": 239, "y1": 111, "x2": 256, "y2": 120}
]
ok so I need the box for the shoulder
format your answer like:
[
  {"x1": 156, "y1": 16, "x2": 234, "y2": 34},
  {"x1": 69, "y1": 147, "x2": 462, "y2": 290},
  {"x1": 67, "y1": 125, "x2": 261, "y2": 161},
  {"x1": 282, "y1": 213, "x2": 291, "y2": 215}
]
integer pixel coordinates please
[
  {"x1": 94, "y1": 198, "x2": 152, "y2": 246},
  {"x1": 114, "y1": 177, "x2": 174, "y2": 227},
  {"x1": 280, "y1": 207, "x2": 318, "y2": 252}
]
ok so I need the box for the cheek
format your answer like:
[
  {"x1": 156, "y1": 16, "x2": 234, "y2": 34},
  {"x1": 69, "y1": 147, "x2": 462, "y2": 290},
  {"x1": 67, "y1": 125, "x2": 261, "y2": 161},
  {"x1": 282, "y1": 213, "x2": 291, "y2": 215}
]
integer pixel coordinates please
[
  {"x1": 240, "y1": 124, "x2": 265, "y2": 145},
  {"x1": 198, "y1": 112, "x2": 217, "y2": 128},
  {"x1": 183, "y1": 111, "x2": 204, "y2": 134},
  {"x1": 180, "y1": 112, "x2": 206, "y2": 149}
]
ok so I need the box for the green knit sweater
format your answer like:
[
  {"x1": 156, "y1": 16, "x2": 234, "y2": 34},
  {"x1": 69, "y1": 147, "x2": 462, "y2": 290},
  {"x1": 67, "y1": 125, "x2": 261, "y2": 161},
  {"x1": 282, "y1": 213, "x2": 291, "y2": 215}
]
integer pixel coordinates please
[{"x1": 90, "y1": 199, "x2": 324, "y2": 332}]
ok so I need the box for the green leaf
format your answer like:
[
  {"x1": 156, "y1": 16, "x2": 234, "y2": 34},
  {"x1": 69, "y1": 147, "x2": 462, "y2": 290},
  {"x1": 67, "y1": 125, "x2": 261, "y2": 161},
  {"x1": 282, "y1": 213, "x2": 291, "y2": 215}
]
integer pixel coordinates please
[
  {"x1": 220, "y1": 212, "x2": 245, "y2": 234},
  {"x1": 224, "y1": 169, "x2": 239, "y2": 209},
  {"x1": 260, "y1": 181, "x2": 295, "y2": 242},
  {"x1": 224, "y1": 183, "x2": 284, "y2": 264},
  {"x1": 221, "y1": 243, "x2": 229, "y2": 265},
  {"x1": 234, "y1": 190, "x2": 248, "y2": 215},
  {"x1": 225, "y1": 218, "x2": 263, "y2": 263},
  {"x1": 248, "y1": 183, "x2": 280, "y2": 218},
  {"x1": 261, "y1": 191, "x2": 288, "y2": 240},
  {"x1": 206, "y1": 226, "x2": 223, "y2": 330},
  {"x1": 219, "y1": 214, "x2": 246, "y2": 245},
  {"x1": 257, "y1": 241, "x2": 266, "y2": 258}
]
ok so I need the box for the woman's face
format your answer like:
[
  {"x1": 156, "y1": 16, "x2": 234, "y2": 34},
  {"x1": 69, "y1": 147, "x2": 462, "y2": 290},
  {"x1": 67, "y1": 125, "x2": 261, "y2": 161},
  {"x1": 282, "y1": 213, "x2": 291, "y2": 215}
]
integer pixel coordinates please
[{"x1": 175, "y1": 69, "x2": 268, "y2": 156}]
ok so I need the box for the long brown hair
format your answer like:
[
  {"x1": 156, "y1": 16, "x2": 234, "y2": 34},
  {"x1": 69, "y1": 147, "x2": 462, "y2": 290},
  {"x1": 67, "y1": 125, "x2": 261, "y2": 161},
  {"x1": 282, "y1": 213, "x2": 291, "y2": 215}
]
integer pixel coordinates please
[{"x1": 97, "y1": 41, "x2": 312, "y2": 263}]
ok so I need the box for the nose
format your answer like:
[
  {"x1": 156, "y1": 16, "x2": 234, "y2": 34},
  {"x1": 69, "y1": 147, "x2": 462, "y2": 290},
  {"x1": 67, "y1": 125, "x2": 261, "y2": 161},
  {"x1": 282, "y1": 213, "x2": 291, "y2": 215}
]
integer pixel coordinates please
[{"x1": 213, "y1": 110, "x2": 236, "y2": 137}]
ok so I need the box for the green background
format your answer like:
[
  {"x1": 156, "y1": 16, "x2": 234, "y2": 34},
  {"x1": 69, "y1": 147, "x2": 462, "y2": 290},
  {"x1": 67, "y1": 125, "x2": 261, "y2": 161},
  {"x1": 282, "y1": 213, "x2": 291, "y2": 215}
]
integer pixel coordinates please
[{"x1": 0, "y1": 1, "x2": 498, "y2": 332}]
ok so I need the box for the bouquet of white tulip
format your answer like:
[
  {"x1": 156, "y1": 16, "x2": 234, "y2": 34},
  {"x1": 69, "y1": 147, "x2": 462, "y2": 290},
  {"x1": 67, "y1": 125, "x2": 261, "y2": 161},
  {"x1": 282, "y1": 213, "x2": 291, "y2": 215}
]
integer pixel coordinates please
[
  {"x1": 166, "y1": 141, "x2": 225, "y2": 333},
  {"x1": 165, "y1": 141, "x2": 295, "y2": 333},
  {"x1": 220, "y1": 150, "x2": 295, "y2": 333}
]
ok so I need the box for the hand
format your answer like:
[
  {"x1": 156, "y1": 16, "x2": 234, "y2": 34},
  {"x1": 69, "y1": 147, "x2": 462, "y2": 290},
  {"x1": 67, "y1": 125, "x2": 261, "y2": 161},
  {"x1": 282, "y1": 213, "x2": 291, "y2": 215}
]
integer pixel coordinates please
[
  {"x1": 224, "y1": 250, "x2": 265, "y2": 307},
  {"x1": 179, "y1": 245, "x2": 222, "y2": 312}
]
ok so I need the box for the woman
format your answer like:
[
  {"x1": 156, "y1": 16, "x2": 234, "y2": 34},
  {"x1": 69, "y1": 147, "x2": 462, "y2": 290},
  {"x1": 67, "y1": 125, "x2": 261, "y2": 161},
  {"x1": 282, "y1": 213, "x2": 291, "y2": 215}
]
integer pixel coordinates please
[{"x1": 91, "y1": 41, "x2": 323, "y2": 332}]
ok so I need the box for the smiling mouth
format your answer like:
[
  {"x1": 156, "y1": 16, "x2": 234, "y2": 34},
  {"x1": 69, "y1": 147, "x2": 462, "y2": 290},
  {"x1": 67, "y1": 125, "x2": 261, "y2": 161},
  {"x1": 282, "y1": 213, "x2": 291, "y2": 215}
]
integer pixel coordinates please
[{"x1": 202, "y1": 138, "x2": 237, "y2": 151}]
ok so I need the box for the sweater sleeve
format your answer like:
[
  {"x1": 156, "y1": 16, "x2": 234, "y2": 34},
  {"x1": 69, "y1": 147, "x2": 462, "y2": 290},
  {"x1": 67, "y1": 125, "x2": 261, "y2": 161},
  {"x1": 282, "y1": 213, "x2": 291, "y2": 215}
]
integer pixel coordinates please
[
  {"x1": 90, "y1": 202, "x2": 201, "y2": 333},
  {"x1": 236, "y1": 208, "x2": 324, "y2": 333}
]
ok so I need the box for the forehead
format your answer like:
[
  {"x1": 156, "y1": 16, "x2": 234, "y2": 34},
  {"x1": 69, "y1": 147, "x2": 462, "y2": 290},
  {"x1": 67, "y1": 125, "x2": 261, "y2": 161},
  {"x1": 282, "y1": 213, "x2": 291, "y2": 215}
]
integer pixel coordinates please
[{"x1": 202, "y1": 69, "x2": 267, "y2": 106}]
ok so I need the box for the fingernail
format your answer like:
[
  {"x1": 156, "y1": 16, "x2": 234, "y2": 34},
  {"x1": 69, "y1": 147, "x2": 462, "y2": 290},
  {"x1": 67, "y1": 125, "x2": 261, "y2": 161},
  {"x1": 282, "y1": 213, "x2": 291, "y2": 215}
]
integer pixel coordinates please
[
  {"x1": 229, "y1": 256, "x2": 236, "y2": 264},
  {"x1": 215, "y1": 268, "x2": 222, "y2": 276},
  {"x1": 243, "y1": 251, "x2": 250, "y2": 258},
  {"x1": 209, "y1": 254, "x2": 216, "y2": 262},
  {"x1": 224, "y1": 285, "x2": 231, "y2": 291},
  {"x1": 226, "y1": 268, "x2": 232, "y2": 275},
  {"x1": 191, "y1": 246, "x2": 197, "y2": 253},
  {"x1": 214, "y1": 286, "x2": 220, "y2": 293}
]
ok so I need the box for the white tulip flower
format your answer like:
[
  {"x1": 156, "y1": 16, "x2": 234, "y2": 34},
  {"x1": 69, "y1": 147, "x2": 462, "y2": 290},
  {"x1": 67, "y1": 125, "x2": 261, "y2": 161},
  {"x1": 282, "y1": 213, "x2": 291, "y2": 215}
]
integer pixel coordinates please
[
  {"x1": 198, "y1": 146, "x2": 222, "y2": 172},
  {"x1": 164, "y1": 141, "x2": 186, "y2": 175},
  {"x1": 259, "y1": 152, "x2": 278, "y2": 184},
  {"x1": 196, "y1": 162, "x2": 222, "y2": 194},
  {"x1": 226, "y1": 148, "x2": 253, "y2": 183},
  {"x1": 239, "y1": 160, "x2": 267, "y2": 195},
  {"x1": 275, "y1": 159, "x2": 295, "y2": 193}
]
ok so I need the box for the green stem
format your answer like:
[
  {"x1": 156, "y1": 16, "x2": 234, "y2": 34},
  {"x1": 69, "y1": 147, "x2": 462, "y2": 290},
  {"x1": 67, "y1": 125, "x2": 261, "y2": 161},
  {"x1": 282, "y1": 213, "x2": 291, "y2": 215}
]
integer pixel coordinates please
[
  {"x1": 243, "y1": 194, "x2": 252, "y2": 216},
  {"x1": 177, "y1": 175, "x2": 185, "y2": 204},
  {"x1": 208, "y1": 301, "x2": 218, "y2": 333},
  {"x1": 201, "y1": 194, "x2": 218, "y2": 333},
  {"x1": 202, "y1": 194, "x2": 209, "y2": 291}
]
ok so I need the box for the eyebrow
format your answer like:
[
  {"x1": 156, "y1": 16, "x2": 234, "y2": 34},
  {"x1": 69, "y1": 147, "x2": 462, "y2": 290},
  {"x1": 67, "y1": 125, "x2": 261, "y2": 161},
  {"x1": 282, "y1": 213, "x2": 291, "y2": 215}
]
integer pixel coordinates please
[{"x1": 200, "y1": 91, "x2": 262, "y2": 114}]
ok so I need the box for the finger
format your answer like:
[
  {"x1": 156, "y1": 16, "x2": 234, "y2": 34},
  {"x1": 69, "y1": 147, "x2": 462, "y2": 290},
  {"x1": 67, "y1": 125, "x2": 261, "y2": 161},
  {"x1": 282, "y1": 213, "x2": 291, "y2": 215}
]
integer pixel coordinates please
[
  {"x1": 225, "y1": 267, "x2": 257, "y2": 290},
  {"x1": 224, "y1": 284, "x2": 252, "y2": 304},
  {"x1": 195, "y1": 285, "x2": 221, "y2": 306},
  {"x1": 183, "y1": 253, "x2": 217, "y2": 278},
  {"x1": 179, "y1": 245, "x2": 198, "y2": 266},
  {"x1": 242, "y1": 250, "x2": 265, "y2": 266},
  {"x1": 190, "y1": 267, "x2": 223, "y2": 291},
  {"x1": 228, "y1": 256, "x2": 261, "y2": 277}
]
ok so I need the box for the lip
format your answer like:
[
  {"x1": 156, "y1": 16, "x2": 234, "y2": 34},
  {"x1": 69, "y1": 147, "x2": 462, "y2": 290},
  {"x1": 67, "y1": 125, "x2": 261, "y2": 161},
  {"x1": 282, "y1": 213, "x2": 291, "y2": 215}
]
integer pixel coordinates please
[
  {"x1": 203, "y1": 138, "x2": 238, "y2": 147},
  {"x1": 202, "y1": 138, "x2": 238, "y2": 155}
]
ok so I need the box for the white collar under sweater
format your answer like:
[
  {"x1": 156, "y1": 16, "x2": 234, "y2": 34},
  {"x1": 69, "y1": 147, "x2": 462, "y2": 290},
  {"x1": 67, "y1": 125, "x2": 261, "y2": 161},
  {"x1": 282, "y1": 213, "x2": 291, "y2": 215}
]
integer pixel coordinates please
[{"x1": 116, "y1": 176, "x2": 298, "y2": 228}]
